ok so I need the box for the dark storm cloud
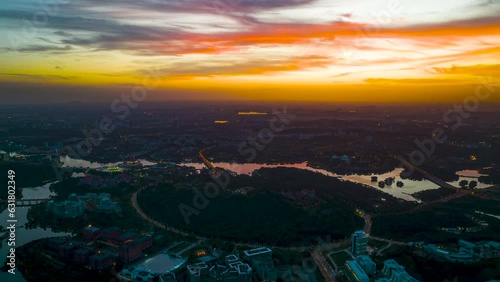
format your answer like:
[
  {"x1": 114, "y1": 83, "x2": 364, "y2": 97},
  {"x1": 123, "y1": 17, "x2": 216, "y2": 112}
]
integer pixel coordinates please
[{"x1": 2, "y1": 44, "x2": 72, "y2": 52}]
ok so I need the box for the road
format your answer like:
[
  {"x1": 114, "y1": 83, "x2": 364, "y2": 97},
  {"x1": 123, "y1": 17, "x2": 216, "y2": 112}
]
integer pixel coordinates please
[
  {"x1": 131, "y1": 186, "x2": 321, "y2": 252},
  {"x1": 326, "y1": 249, "x2": 354, "y2": 274},
  {"x1": 369, "y1": 235, "x2": 407, "y2": 256},
  {"x1": 363, "y1": 214, "x2": 372, "y2": 233},
  {"x1": 368, "y1": 236, "x2": 406, "y2": 246},
  {"x1": 481, "y1": 184, "x2": 500, "y2": 192},
  {"x1": 373, "y1": 158, "x2": 500, "y2": 217},
  {"x1": 131, "y1": 185, "x2": 205, "y2": 240},
  {"x1": 373, "y1": 185, "x2": 500, "y2": 225},
  {"x1": 398, "y1": 156, "x2": 457, "y2": 190},
  {"x1": 376, "y1": 242, "x2": 393, "y2": 256},
  {"x1": 396, "y1": 158, "x2": 500, "y2": 206},
  {"x1": 310, "y1": 211, "x2": 373, "y2": 281},
  {"x1": 131, "y1": 186, "x2": 408, "y2": 282},
  {"x1": 312, "y1": 248, "x2": 336, "y2": 282},
  {"x1": 176, "y1": 240, "x2": 205, "y2": 256}
]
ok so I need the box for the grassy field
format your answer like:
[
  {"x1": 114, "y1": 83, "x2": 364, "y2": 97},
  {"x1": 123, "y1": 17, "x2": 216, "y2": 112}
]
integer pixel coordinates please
[
  {"x1": 368, "y1": 239, "x2": 388, "y2": 249},
  {"x1": 321, "y1": 245, "x2": 350, "y2": 257},
  {"x1": 168, "y1": 241, "x2": 193, "y2": 254},
  {"x1": 327, "y1": 251, "x2": 354, "y2": 269}
]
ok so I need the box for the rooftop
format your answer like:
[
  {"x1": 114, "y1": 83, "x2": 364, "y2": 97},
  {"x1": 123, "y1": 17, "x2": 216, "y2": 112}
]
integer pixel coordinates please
[
  {"x1": 226, "y1": 254, "x2": 239, "y2": 261},
  {"x1": 74, "y1": 248, "x2": 93, "y2": 255},
  {"x1": 118, "y1": 231, "x2": 138, "y2": 240},
  {"x1": 103, "y1": 226, "x2": 121, "y2": 233},
  {"x1": 353, "y1": 230, "x2": 367, "y2": 236},
  {"x1": 120, "y1": 241, "x2": 141, "y2": 249},
  {"x1": 90, "y1": 252, "x2": 114, "y2": 261},
  {"x1": 187, "y1": 262, "x2": 208, "y2": 274},
  {"x1": 356, "y1": 255, "x2": 375, "y2": 264},
  {"x1": 485, "y1": 241, "x2": 500, "y2": 249},
  {"x1": 135, "y1": 235, "x2": 153, "y2": 243},
  {"x1": 83, "y1": 226, "x2": 101, "y2": 232},
  {"x1": 48, "y1": 237, "x2": 68, "y2": 245},
  {"x1": 346, "y1": 260, "x2": 369, "y2": 280},
  {"x1": 243, "y1": 247, "x2": 272, "y2": 256}
]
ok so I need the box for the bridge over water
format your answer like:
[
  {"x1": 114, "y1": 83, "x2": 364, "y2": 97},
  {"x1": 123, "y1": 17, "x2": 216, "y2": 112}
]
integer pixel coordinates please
[
  {"x1": 199, "y1": 148, "x2": 224, "y2": 178},
  {"x1": 398, "y1": 156, "x2": 458, "y2": 189}
]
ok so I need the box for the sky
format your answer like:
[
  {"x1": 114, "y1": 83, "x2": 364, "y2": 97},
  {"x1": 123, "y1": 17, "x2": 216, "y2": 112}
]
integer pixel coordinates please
[{"x1": 0, "y1": 0, "x2": 499, "y2": 103}]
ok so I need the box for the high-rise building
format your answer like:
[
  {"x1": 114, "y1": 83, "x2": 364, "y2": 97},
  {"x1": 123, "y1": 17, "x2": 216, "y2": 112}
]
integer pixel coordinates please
[
  {"x1": 381, "y1": 260, "x2": 419, "y2": 282},
  {"x1": 356, "y1": 255, "x2": 376, "y2": 276},
  {"x1": 351, "y1": 230, "x2": 368, "y2": 256},
  {"x1": 345, "y1": 260, "x2": 369, "y2": 282},
  {"x1": 243, "y1": 247, "x2": 277, "y2": 281}
]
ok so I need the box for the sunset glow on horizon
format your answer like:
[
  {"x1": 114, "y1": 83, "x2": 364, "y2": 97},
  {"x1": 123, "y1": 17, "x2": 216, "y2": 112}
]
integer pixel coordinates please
[{"x1": 1, "y1": 0, "x2": 499, "y2": 103}]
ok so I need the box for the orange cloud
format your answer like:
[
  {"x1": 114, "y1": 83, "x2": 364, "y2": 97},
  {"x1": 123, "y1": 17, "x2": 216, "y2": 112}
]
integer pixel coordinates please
[
  {"x1": 149, "y1": 55, "x2": 332, "y2": 79},
  {"x1": 139, "y1": 17, "x2": 500, "y2": 56},
  {"x1": 432, "y1": 64, "x2": 500, "y2": 76}
]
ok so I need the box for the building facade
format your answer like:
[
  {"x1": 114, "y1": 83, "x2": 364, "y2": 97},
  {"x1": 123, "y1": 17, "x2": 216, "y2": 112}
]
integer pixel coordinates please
[
  {"x1": 345, "y1": 260, "x2": 369, "y2": 282},
  {"x1": 381, "y1": 260, "x2": 419, "y2": 282},
  {"x1": 356, "y1": 255, "x2": 376, "y2": 276},
  {"x1": 187, "y1": 256, "x2": 252, "y2": 282},
  {"x1": 351, "y1": 230, "x2": 368, "y2": 256},
  {"x1": 243, "y1": 248, "x2": 277, "y2": 281}
]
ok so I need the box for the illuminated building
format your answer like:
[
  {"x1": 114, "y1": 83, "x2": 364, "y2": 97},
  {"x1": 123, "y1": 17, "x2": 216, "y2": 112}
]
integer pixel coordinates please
[
  {"x1": 187, "y1": 256, "x2": 252, "y2": 282},
  {"x1": 225, "y1": 255, "x2": 240, "y2": 265},
  {"x1": 243, "y1": 247, "x2": 277, "y2": 281},
  {"x1": 119, "y1": 265, "x2": 160, "y2": 282},
  {"x1": 345, "y1": 260, "x2": 369, "y2": 282},
  {"x1": 424, "y1": 244, "x2": 478, "y2": 263},
  {"x1": 119, "y1": 241, "x2": 143, "y2": 263},
  {"x1": 188, "y1": 262, "x2": 210, "y2": 282},
  {"x1": 381, "y1": 260, "x2": 419, "y2": 282},
  {"x1": 107, "y1": 166, "x2": 121, "y2": 172},
  {"x1": 351, "y1": 230, "x2": 368, "y2": 256},
  {"x1": 46, "y1": 199, "x2": 85, "y2": 218},
  {"x1": 356, "y1": 255, "x2": 376, "y2": 276}
]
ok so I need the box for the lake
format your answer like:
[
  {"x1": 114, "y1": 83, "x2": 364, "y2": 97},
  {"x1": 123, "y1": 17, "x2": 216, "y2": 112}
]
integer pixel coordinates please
[
  {"x1": 59, "y1": 157, "x2": 492, "y2": 202},
  {"x1": 0, "y1": 182, "x2": 72, "y2": 282},
  {"x1": 179, "y1": 162, "x2": 492, "y2": 202},
  {"x1": 60, "y1": 156, "x2": 157, "y2": 169}
]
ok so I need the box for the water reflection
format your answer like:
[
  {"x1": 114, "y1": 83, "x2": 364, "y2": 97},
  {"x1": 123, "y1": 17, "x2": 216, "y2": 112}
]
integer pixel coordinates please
[
  {"x1": 60, "y1": 155, "x2": 120, "y2": 169},
  {"x1": 60, "y1": 156, "x2": 157, "y2": 169},
  {"x1": 455, "y1": 170, "x2": 488, "y2": 178},
  {"x1": 180, "y1": 162, "x2": 491, "y2": 202},
  {"x1": 0, "y1": 183, "x2": 71, "y2": 282}
]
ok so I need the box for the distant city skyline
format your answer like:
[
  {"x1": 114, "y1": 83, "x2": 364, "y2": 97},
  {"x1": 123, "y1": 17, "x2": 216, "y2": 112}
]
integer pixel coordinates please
[{"x1": 0, "y1": 0, "x2": 499, "y2": 103}]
